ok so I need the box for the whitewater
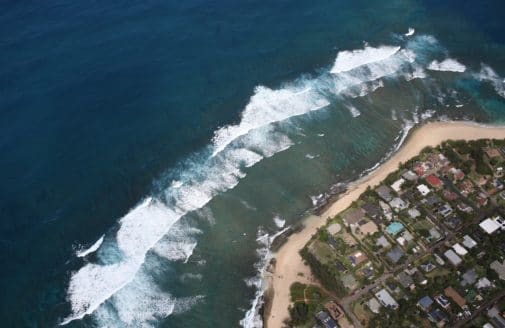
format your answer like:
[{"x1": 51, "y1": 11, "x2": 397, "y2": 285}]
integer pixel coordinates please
[{"x1": 61, "y1": 32, "x2": 505, "y2": 327}]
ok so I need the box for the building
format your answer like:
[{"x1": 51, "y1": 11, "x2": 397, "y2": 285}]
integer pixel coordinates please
[
  {"x1": 367, "y1": 297, "x2": 381, "y2": 314},
  {"x1": 434, "y1": 294, "x2": 450, "y2": 309},
  {"x1": 375, "y1": 289, "x2": 398, "y2": 309},
  {"x1": 408, "y1": 207, "x2": 421, "y2": 219},
  {"x1": 426, "y1": 174, "x2": 443, "y2": 188},
  {"x1": 452, "y1": 243, "x2": 468, "y2": 256},
  {"x1": 376, "y1": 235, "x2": 391, "y2": 249},
  {"x1": 491, "y1": 260, "x2": 505, "y2": 280},
  {"x1": 416, "y1": 184, "x2": 431, "y2": 196},
  {"x1": 349, "y1": 251, "x2": 368, "y2": 267},
  {"x1": 342, "y1": 208, "x2": 366, "y2": 226},
  {"x1": 462, "y1": 235, "x2": 477, "y2": 249},
  {"x1": 376, "y1": 185, "x2": 394, "y2": 202},
  {"x1": 402, "y1": 170, "x2": 418, "y2": 181},
  {"x1": 361, "y1": 202, "x2": 382, "y2": 219},
  {"x1": 461, "y1": 269, "x2": 477, "y2": 286},
  {"x1": 387, "y1": 246, "x2": 405, "y2": 264},
  {"x1": 397, "y1": 271, "x2": 414, "y2": 289},
  {"x1": 417, "y1": 296, "x2": 434, "y2": 312},
  {"x1": 357, "y1": 220, "x2": 379, "y2": 236},
  {"x1": 487, "y1": 306, "x2": 505, "y2": 328},
  {"x1": 389, "y1": 197, "x2": 408, "y2": 212},
  {"x1": 315, "y1": 311, "x2": 339, "y2": 328},
  {"x1": 444, "y1": 286, "x2": 466, "y2": 309},
  {"x1": 480, "y1": 217, "x2": 502, "y2": 234},
  {"x1": 438, "y1": 204, "x2": 453, "y2": 217},
  {"x1": 444, "y1": 249, "x2": 462, "y2": 266},
  {"x1": 391, "y1": 178, "x2": 405, "y2": 193}
]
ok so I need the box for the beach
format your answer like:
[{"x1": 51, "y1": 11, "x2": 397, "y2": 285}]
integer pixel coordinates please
[{"x1": 266, "y1": 121, "x2": 505, "y2": 328}]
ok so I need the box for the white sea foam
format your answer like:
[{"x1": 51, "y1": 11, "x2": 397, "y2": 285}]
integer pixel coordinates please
[
  {"x1": 477, "y1": 64, "x2": 505, "y2": 98},
  {"x1": 76, "y1": 235, "x2": 104, "y2": 258},
  {"x1": 153, "y1": 223, "x2": 202, "y2": 263},
  {"x1": 331, "y1": 45, "x2": 401, "y2": 74},
  {"x1": 273, "y1": 215, "x2": 286, "y2": 229},
  {"x1": 405, "y1": 27, "x2": 415, "y2": 37},
  {"x1": 62, "y1": 198, "x2": 180, "y2": 325},
  {"x1": 427, "y1": 58, "x2": 466, "y2": 72},
  {"x1": 211, "y1": 85, "x2": 330, "y2": 156},
  {"x1": 346, "y1": 105, "x2": 361, "y2": 117}
]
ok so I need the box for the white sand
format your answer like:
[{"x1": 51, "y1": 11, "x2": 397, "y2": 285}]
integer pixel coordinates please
[{"x1": 266, "y1": 121, "x2": 505, "y2": 327}]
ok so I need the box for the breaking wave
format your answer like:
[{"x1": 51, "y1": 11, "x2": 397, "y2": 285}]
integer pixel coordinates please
[
  {"x1": 62, "y1": 32, "x2": 505, "y2": 327},
  {"x1": 427, "y1": 58, "x2": 466, "y2": 72}
]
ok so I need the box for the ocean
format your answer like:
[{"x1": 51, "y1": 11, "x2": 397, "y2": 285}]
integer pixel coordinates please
[{"x1": 1, "y1": 0, "x2": 505, "y2": 327}]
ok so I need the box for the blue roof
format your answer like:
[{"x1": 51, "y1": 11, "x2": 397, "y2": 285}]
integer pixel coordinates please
[{"x1": 418, "y1": 296, "x2": 434, "y2": 309}]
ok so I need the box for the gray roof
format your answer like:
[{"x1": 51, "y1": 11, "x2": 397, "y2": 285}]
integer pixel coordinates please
[
  {"x1": 402, "y1": 170, "x2": 418, "y2": 181},
  {"x1": 362, "y1": 202, "x2": 382, "y2": 218},
  {"x1": 376, "y1": 235, "x2": 391, "y2": 248},
  {"x1": 387, "y1": 247, "x2": 405, "y2": 263},
  {"x1": 418, "y1": 296, "x2": 434, "y2": 310},
  {"x1": 376, "y1": 185, "x2": 394, "y2": 201},
  {"x1": 397, "y1": 271, "x2": 414, "y2": 288},
  {"x1": 444, "y1": 249, "x2": 462, "y2": 266},
  {"x1": 343, "y1": 208, "x2": 365, "y2": 225},
  {"x1": 491, "y1": 260, "x2": 505, "y2": 280},
  {"x1": 461, "y1": 269, "x2": 477, "y2": 286}
]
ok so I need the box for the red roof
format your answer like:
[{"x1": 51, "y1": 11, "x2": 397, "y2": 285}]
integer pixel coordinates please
[{"x1": 426, "y1": 174, "x2": 443, "y2": 188}]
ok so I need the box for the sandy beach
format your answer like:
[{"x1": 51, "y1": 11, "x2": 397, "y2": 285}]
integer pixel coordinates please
[{"x1": 266, "y1": 121, "x2": 505, "y2": 328}]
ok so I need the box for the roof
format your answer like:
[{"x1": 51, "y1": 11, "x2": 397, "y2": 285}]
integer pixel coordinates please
[
  {"x1": 491, "y1": 260, "x2": 505, "y2": 280},
  {"x1": 361, "y1": 202, "x2": 382, "y2": 218},
  {"x1": 476, "y1": 277, "x2": 492, "y2": 289},
  {"x1": 376, "y1": 235, "x2": 391, "y2": 248},
  {"x1": 444, "y1": 286, "x2": 466, "y2": 308},
  {"x1": 367, "y1": 297, "x2": 381, "y2": 314},
  {"x1": 315, "y1": 311, "x2": 338, "y2": 328},
  {"x1": 461, "y1": 269, "x2": 477, "y2": 286},
  {"x1": 343, "y1": 208, "x2": 365, "y2": 226},
  {"x1": 391, "y1": 178, "x2": 405, "y2": 192},
  {"x1": 376, "y1": 185, "x2": 394, "y2": 201},
  {"x1": 418, "y1": 296, "x2": 434, "y2": 310},
  {"x1": 349, "y1": 251, "x2": 368, "y2": 266},
  {"x1": 358, "y1": 220, "x2": 379, "y2": 235},
  {"x1": 480, "y1": 218, "x2": 500, "y2": 234},
  {"x1": 402, "y1": 170, "x2": 418, "y2": 181},
  {"x1": 425, "y1": 194, "x2": 442, "y2": 206},
  {"x1": 426, "y1": 174, "x2": 443, "y2": 188},
  {"x1": 389, "y1": 197, "x2": 408, "y2": 210},
  {"x1": 397, "y1": 271, "x2": 414, "y2": 288},
  {"x1": 375, "y1": 289, "x2": 398, "y2": 309},
  {"x1": 417, "y1": 184, "x2": 431, "y2": 196},
  {"x1": 462, "y1": 235, "x2": 477, "y2": 249},
  {"x1": 452, "y1": 243, "x2": 468, "y2": 256},
  {"x1": 387, "y1": 247, "x2": 405, "y2": 263},
  {"x1": 444, "y1": 249, "x2": 462, "y2": 266}
]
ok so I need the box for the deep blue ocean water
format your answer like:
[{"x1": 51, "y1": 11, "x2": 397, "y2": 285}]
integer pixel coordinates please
[{"x1": 1, "y1": 0, "x2": 505, "y2": 327}]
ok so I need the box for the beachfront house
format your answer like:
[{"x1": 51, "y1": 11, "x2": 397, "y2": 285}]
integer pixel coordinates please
[
  {"x1": 376, "y1": 185, "x2": 394, "y2": 202},
  {"x1": 342, "y1": 208, "x2": 365, "y2": 227}
]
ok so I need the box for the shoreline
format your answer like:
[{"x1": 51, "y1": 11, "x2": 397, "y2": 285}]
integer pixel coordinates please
[{"x1": 265, "y1": 120, "x2": 505, "y2": 328}]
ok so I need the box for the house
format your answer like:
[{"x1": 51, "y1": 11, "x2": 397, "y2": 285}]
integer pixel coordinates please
[
  {"x1": 462, "y1": 235, "x2": 477, "y2": 249},
  {"x1": 443, "y1": 189, "x2": 458, "y2": 201},
  {"x1": 452, "y1": 243, "x2": 468, "y2": 256},
  {"x1": 378, "y1": 201, "x2": 392, "y2": 221},
  {"x1": 349, "y1": 251, "x2": 368, "y2": 267},
  {"x1": 343, "y1": 208, "x2": 366, "y2": 226},
  {"x1": 396, "y1": 231, "x2": 414, "y2": 246},
  {"x1": 327, "y1": 223, "x2": 342, "y2": 235},
  {"x1": 459, "y1": 179, "x2": 475, "y2": 196},
  {"x1": 444, "y1": 249, "x2": 462, "y2": 266},
  {"x1": 446, "y1": 215, "x2": 462, "y2": 229},
  {"x1": 487, "y1": 306, "x2": 505, "y2": 328},
  {"x1": 476, "y1": 277, "x2": 493, "y2": 290},
  {"x1": 420, "y1": 261, "x2": 436, "y2": 273},
  {"x1": 397, "y1": 271, "x2": 414, "y2": 289},
  {"x1": 416, "y1": 184, "x2": 431, "y2": 196},
  {"x1": 391, "y1": 178, "x2": 405, "y2": 193},
  {"x1": 434, "y1": 294, "x2": 450, "y2": 309},
  {"x1": 402, "y1": 170, "x2": 418, "y2": 181},
  {"x1": 461, "y1": 269, "x2": 477, "y2": 286},
  {"x1": 450, "y1": 167, "x2": 465, "y2": 181},
  {"x1": 457, "y1": 202, "x2": 473, "y2": 213},
  {"x1": 425, "y1": 194, "x2": 442, "y2": 207},
  {"x1": 438, "y1": 204, "x2": 453, "y2": 217},
  {"x1": 480, "y1": 217, "x2": 502, "y2": 234},
  {"x1": 387, "y1": 247, "x2": 405, "y2": 264},
  {"x1": 367, "y1": 297, "x2": 381, "y2": 314},
  {"x1": 485, "y1": 147, "x2": 502, "y2": 159},
  {"x1": 315, "y1": 311, "x2": 338, "y2": 328},
  {"x1": 357, "y1": 220, "x2": 379, "y2": 236},
  {"x1": 428, "y1": 228, "x2": 442, "y2": 242},
  {"x1": 490, "y1": 260, "x2": 505, "y2": 280},
  {"x1": 426, "y1": 174, "x2": 443, "y2": 189},
  {"x1": 408, "y1": 207, "x2": 421, "y2": 219},
  {"x1": 376, "y1": 185, "x2": 394, "y2": 202},
  {"x1": 444, "y1": 286, "x2": 466, "y2": 309},
  {"x1": 428, "y1": 308, "x2": 448, "y2": 324},
  {"x1": 361, "y1": 202, "x2": 382, "y2": 220},
  {"x1": 389, "y1": 197, "x2": 408, "y2": 212},
  {"x1": 417, "y1": 296, "x2": 434, "y2": 312},
  {"x1": 375, "y1": 289, "x2": 398, "y2": 309},
  {"x1": 376, "y1": 235, "x2": 391, "y2": 249}
]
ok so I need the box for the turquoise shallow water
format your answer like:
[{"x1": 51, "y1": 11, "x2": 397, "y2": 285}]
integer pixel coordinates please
[{"x1": 1, "y1": 0, "x2": 505, "y2": 327}]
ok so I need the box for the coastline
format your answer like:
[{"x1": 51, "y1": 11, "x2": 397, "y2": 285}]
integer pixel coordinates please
[{"x1": 265, "y1": 120, "x2": 505, "y2": 328}]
